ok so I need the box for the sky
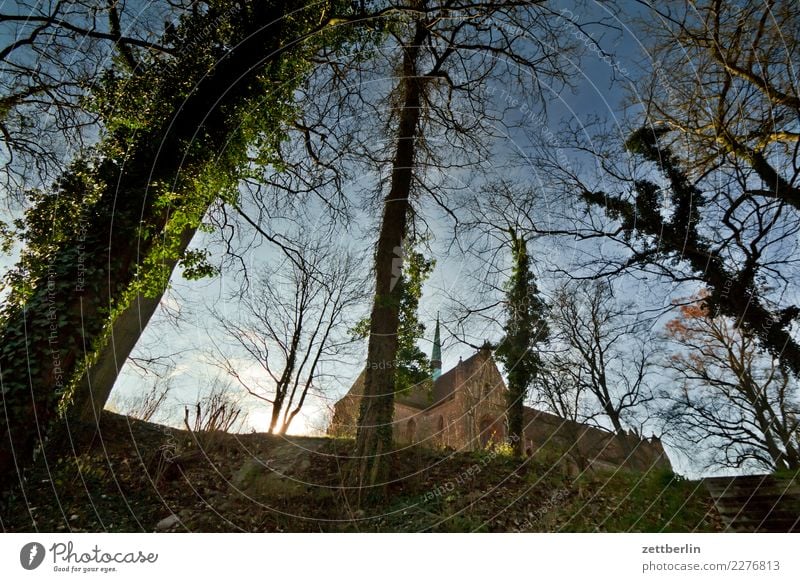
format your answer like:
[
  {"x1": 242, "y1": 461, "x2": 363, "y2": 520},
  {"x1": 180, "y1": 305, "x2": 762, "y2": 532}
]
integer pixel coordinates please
[
  {"x1": 108, "y1": 1, "x2": 691, "y2": 451},
  {"x1": 1, "y1": 0, "x2": 786, "y2": 479}
]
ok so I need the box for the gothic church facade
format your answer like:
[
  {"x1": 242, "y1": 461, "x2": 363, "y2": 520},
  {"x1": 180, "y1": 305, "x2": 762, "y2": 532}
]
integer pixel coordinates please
[{"x1": 328, "y1": 320, "x2": 670, "y2": 473}]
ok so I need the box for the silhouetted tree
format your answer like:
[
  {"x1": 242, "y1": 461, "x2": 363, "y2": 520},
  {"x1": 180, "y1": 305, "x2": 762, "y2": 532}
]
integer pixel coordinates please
[
  {"x1": 351, "y1": 243, "x2": 434, "y2": 396},
  {"x1": 0, "y1": 0, "x2": 358, "y2": 492},
  {"x1": 209, "y1": 235, "x2": 367, "y2": 435},
  {"x1": 637, "y1": 0, "x2": 800, "y2": 211},
  {"x1": 495, "y1": 228, "x2": 548, "y2": 457},
  {"x1": 549, "y1": 280, "x2": 655, "y2": 437},
  {"x1": 353, "y1": 0, "x2": 575, "y2": 490},
  {"x1": 662, "y1": 294, "x2": 800, "y2": 472}
]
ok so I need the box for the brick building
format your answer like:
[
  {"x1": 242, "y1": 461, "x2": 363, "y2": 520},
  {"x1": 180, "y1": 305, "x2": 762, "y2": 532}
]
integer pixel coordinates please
[{"x1": 329, "y1": 319, "x2": 671, "y2": 472}]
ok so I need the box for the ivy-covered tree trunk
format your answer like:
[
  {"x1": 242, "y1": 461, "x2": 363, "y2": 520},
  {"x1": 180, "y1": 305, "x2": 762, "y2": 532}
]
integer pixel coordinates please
[
  {"x1": 354, "y1": 21, "x2": 427, "y2": 491},
  {"x1": 0, "y1": 0, "x2": 344, "y2": 493},
  {"x1": 71, "y1": 227, "x2": 195, "y2": 425},
  {"x1": 594, "y1": 128, "x2": 800, "y2": 377},
  {"x1": 495, "y1": 228, "x2": 548, "y2": 457}
]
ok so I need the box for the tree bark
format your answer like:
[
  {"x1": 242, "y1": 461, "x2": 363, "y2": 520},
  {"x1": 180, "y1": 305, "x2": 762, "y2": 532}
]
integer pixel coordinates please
[
  {"x1": 0, "y1": 0, "x2": 314, "y2": 492},
  {"x1": 71, "y1": 227, "x2": 196, "y2": 427},
  {"x1": 354, "y1": 21, "x2": 427, "y2": 491},
  {"x1": 507, "y1": 383, "x2": 525, "y2": 457}
]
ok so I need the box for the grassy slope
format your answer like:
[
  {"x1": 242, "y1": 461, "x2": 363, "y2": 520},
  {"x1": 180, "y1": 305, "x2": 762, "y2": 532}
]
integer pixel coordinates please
[{"x1": 1, "y1": 412, "x2": 721, "y2": 532}]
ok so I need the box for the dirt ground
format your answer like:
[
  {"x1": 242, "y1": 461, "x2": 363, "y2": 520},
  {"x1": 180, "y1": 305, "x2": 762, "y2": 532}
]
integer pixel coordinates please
[{"x1": 1, "y1": 411, "x2": 722, "y2": 533}]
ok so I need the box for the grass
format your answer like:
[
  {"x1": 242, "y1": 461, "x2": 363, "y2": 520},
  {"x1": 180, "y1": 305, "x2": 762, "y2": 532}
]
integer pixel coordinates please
[
  {"x1": 555, "y1": 468, "x2": 721, "y2": 532},
  {"x1": 1, "y1": 411, "x2": 721, "y2": 533}
]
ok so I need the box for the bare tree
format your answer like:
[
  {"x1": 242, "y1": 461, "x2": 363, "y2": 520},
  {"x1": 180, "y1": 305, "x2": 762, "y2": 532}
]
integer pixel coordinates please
[
  {"x1": 549, "y1": 280, "x2": 656, "y2": 437},
  {"x1": 662, "y1": 294, "x2": 800, "y2": 472},
  {"x1": 634, "y1": 0, "x2": 800, "y2": 210},
  {"x1": 209, "y1": 235, "x2": 367, "y2": 435},
  {"x1": 627, "y1": 1, "x2": 800, "y2": 376},
  {"x1": 354, "y1": 1, "x2": 577, "y2": 488},
  {"x1": 0, "y1": 0, "x2": 177, "y2": 192},
  {"x1": 502, "y1": 3, "x2": 800, "y2": 380},
  {"x1": 532, "y1": 352, "x2": 586, "y2": 423},
  {"x1": 0, "y1": 0, "x2": 358, "y2": 489},
  {"x1": 518, "y1": 119, "x2": 800, "y2": 383}
]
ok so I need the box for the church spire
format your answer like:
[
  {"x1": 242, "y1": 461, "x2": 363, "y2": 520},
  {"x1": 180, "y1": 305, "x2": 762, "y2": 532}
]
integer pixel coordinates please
[{"x1": 431, "y1": 313, "x2": 442, "y2": 381}]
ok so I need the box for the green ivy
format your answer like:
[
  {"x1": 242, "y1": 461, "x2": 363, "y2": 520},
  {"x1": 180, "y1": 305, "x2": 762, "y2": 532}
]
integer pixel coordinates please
[
  {"x1": 352, "y1": 242, "x2": 435, "y2": 394},
  {"x1": 0, "y1": 0, "x2": 362, "y2": 484}
]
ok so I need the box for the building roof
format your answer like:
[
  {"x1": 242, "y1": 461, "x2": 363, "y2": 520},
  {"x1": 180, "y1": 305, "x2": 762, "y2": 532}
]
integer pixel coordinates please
[
  {"x1": 431, "y1": 317, "x2": 442, "y2": 361},
  {"x1": 397, "y1": 348, "x2": 495, "y2": 411}
]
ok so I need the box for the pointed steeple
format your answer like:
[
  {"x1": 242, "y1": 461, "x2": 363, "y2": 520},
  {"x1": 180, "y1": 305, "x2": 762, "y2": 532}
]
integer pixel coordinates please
[{"x1": 431, "y1": 313, "x2": 442, "y2": 381}]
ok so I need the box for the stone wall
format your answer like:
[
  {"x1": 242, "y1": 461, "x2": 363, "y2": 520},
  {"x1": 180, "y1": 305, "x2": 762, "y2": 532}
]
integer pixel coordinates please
[{"x1": 521, "y1": 408, "x2": 670, "y2": 472}]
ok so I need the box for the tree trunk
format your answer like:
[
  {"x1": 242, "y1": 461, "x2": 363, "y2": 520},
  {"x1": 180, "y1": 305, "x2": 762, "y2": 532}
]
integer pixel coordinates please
[
  {"x1": 354, "y1": 21, "x2": 427, "y2": 492},
  {"x1": 71, "y1": 227, "x2": 196, "y2": 429},
  {"x1": 269, "y1": 395, "x2": 284, "y2": 435},
  {"x1": 507, "y1": 383, "x2": 525, "y2": 457},
  {"x1": 749, "y1": 387, "x2": 794, "y2": 471},
  {"x1": 0, "y1": 0, "x2": 309, "y2": 492},
  {"x1": 601, "y1": 400, "x2": 625, "y2": 435}
]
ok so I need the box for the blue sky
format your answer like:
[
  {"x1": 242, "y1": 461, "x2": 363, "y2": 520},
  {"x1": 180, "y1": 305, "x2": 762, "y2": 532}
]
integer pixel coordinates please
[
  {"x1": 107, "y1": 1, "x2": 689, "y2": 453},
  {"x1": 2, "y1": 1, "x2": 779, "y2": 478}
]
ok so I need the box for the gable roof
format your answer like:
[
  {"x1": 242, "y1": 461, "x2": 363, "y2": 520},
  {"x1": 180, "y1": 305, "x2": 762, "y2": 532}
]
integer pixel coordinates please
[
  {"x1": 340, "y1": 348, "x2": 502, "y2": 411},
  {"x1": 396, "y1": 348, "x2": 499, "y2": 411}
]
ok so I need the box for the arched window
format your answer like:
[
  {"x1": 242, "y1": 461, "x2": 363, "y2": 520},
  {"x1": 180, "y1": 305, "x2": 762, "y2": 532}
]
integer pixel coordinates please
[
  {"x1": 406, "y1": 418, "x2": 417, "y2": 443},
  {"x1": 436, "y1": 416, "x2": 445, "y2": 445}
]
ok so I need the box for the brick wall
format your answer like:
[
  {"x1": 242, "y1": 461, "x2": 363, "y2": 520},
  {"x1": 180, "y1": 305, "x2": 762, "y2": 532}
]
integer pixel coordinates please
[{"x1": 328, "y1": 352, "x2": 671, "y2": 472}]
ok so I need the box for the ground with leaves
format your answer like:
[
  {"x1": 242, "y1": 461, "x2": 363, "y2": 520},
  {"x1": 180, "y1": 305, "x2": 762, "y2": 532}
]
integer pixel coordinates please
[{"x1": 1, "y1": 412, "x2": 722, "y2": 533}]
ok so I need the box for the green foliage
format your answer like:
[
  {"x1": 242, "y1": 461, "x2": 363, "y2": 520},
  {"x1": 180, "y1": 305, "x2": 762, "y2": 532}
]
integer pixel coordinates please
[
  {"x1": 180, "y1": 249, "x2": 219, "y2": 280},
  {"x1": 353, "y1": 244, "x2": 434, "y2": 394},
  {"x1": 0, "y1": 220, "x2": 13, "y2": 254},
  {"x1": 488, "y1": 440, "x2": 516, "y2": 458},
  {"x1": 395, "y1": 248, "x2": 435, "y2": 393},
  {"x1": 623, "y1": 127, "x2": 704, "y2": 252},
  {"x1": 3, "y1": 413, "x2": 718, "y2": 532},
  {"x1": 561, "y1": 468, "x2": 716, "y2": 532},
  {"x1": 494, "y1": 229, "x2": 549, "y2": 419},
  {"x1": 0, "y1": 157, "x2": 104, "y2": 309},
  {"x1": 0, "y1": 0, "x2": 364, "y2": 483}
]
